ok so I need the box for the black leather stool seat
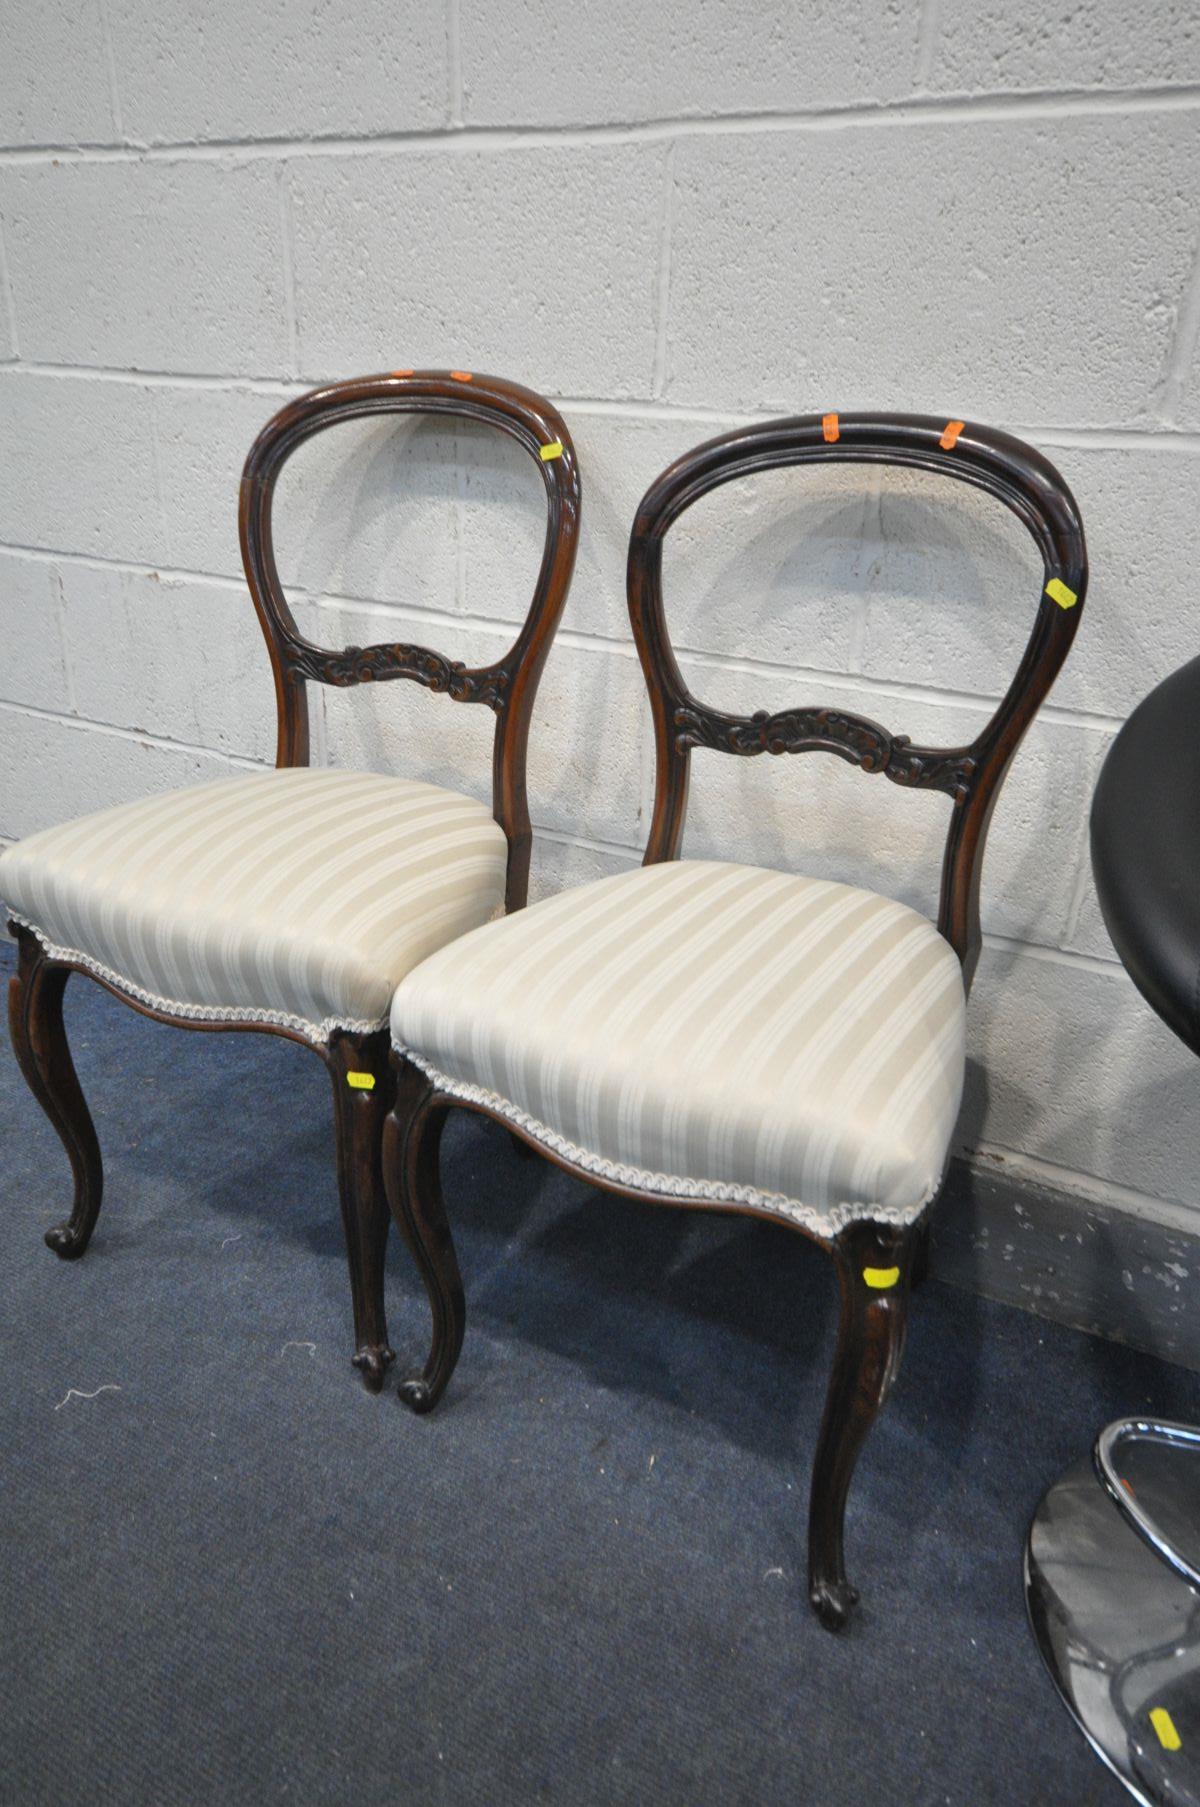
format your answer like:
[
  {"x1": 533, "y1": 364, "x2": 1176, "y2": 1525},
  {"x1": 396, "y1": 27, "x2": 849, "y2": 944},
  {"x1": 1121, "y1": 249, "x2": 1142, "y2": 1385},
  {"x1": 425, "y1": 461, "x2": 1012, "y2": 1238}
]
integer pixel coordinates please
[{"x1": 1091, "y1": 653, "x2": 1200, "y2": 1057}]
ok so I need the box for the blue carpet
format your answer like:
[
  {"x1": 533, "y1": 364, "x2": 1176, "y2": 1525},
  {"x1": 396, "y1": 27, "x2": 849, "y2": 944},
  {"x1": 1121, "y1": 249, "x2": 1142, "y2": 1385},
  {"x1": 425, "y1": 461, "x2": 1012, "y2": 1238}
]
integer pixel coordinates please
[{"x1": 1, "y1": 934, "x2": 1190, "y2": 1805}]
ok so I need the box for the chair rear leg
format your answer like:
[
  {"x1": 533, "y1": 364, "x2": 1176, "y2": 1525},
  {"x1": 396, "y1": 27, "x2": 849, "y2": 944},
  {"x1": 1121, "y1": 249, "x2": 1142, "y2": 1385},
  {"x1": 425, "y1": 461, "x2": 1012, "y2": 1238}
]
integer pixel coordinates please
[
  {"x1": 328, "y1": 1028, "x2": 397, "y2": 1392},
  {"x1": 383, "y1": 1067, "x2": 464, "y2": 1415},
  {"x1": 808, "y1": 1218, "x2": 918, "y2": 1631},
  {"x1": 910, "y1": 1215, "x2": 932, "y2": 1290},
  {"x1": 7, "y1": 924, "x2": 103, "y2": 1259}
]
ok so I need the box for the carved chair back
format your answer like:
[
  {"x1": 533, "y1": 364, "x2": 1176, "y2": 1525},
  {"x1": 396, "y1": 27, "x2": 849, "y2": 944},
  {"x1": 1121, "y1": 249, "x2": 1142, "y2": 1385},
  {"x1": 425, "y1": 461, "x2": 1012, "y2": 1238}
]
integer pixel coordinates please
[
  {"x1": 626, "y1": 412, "x2": 1087, "y2": 988},
  {"x1": 240, "y1": 370, "x2": 581, "y2": 910}
]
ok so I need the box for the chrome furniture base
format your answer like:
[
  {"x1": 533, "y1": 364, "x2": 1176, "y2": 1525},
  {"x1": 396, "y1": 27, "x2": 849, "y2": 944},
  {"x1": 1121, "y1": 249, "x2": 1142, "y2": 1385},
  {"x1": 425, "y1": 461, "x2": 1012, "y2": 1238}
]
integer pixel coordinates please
[{"x1": 1026, "y1": 1420, "x2": 1200, "y2": 1806}]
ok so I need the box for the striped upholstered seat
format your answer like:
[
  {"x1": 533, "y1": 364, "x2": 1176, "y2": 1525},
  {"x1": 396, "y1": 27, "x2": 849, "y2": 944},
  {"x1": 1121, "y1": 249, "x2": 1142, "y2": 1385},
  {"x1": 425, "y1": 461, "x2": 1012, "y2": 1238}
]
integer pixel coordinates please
[
  {"x1": 1, "y1": 768, "x2": 508, "y2": 1044},
  {"x1": 383, "y1": 413, "x2": 1084, "y2": 1629},
  {"x1": 391, "y1": 859, "x2": 966, "y2": 1237},
  {"x1": 5, "y1": 374, "x2": 580, "y2": 1397}
]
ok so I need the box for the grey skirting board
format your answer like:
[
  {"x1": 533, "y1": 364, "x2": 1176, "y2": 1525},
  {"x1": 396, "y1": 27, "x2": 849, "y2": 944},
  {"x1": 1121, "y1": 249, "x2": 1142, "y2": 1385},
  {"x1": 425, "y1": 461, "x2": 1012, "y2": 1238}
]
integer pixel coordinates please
[{"x1": 932, "y1": 1156, "x2": 1200, "y2": 1374}]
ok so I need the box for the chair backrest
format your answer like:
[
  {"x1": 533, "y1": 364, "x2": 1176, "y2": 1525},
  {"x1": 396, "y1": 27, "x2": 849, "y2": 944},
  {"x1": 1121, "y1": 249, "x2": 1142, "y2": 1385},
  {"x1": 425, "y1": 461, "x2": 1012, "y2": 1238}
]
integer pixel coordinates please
[
  {"x1": 240, "y1": 369, "x2": 581, "y2": 911},
  {"x1": 626, "y1": 411, "x2": 1087, "y2": 989}
]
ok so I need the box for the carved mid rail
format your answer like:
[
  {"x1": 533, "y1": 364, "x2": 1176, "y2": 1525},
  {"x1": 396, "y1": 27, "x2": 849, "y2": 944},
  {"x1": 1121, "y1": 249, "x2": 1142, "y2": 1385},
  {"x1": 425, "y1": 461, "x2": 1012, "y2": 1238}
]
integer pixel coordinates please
[{"x1": 672, "y1": 702, "x2": 977, "y2": 800}]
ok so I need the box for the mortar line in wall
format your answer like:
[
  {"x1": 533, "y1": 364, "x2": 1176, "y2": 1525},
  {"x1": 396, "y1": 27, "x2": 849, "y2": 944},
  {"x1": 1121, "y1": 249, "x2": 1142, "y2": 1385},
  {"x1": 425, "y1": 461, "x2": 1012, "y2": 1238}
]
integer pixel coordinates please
[
  {"x1": 1060, "y1": 733, "x2": 1111, "y2": 949},
  {"x1": 0, "y1": 542, "x2": 525, "y2": 661},
  {"x1": 302, "y1": 590, "x2": 649, "y2": 662},
  {"x1": 624, "y1": 630, "x2": 656, "y2": 840},
  {"x1": 445, "y1": 0, "x2": 464, "y2": 128},
  {"x1": 1061, "y1": 862, "x2": 1096, "y2": 952},
  {"x1": 0, "y1": 538, "x2": 1135, "y2": 732},
  {"x1": 276, "y1": 165, "x2": 300, "y2": 380},
  {"x1": 3, "y1": 80, "x2": 1200, "y2": 164},
  {"x1": 0, "y1": 219, "x2": 20, "y2": 359},
  {"x1": 310, "y1": 684, "x2": 330, "y2": 767},
  {"x1": 7, "y1": 363, "x2": 1200, "y2": 456},
  {"x1": 980, "y1": 929, "x2": 1121, "y2": 975},
  {"x1": 913, "y1": 0, "x2": 943, "y2": 89},
  {"x1": 0, "y1": 543, "x2": 250, "y2": 592},
  {"x1": 3, "y1": 362, "x2": 305, "y2": 396},
  {"x1": 636, "y1": 706, "x2": 655, "y2": 850},
  {"x1": 0, "y1": 538, "x2": 638, "y2": 667},
  {"x1": 1010, "y1": 424, "x2": 1200, "y2": 453},
  {"x1": 848, "y1": 472, "x2": 882, "y2": 674},
  {"x1": 50, "y1": 565, "x2": 77, "y2": 716},
  {"x1": 1153, "y1": 217, "x2": 1200, "y2": 424},
  {"x1": 92, "y1": 0, "x2": 126, "y2": 142},
  {"x1": 1047, "y1": 723, "x2": 1106, "y2": 951},
  {"x1": 145, "y1": 392, "x2": 174, "y2": 567},
  {"x1": 453, "y1": 457, "x2": 468, "y2": 616},
  {"x1": 12, "y1": 542, "x2": 1111, "y2": 729},
  {"x1": 0, "y1": 543, "x2": 536, "y2": 646},
  {"x1": 531, "y1": 824, "x2": 643, "y2": 860},
  {"x1": 665, "y1": 640, "x2": 1127, "y2": 732},
  {"x1": 0, "y1": 696, "x2": 271, "y2": 769},
  {"x1": 650, "y1": 141, "x2": 677, "y2": 399},
  {"x1": 564, "y1": 400, "x2": 1200, "y2": 454}
]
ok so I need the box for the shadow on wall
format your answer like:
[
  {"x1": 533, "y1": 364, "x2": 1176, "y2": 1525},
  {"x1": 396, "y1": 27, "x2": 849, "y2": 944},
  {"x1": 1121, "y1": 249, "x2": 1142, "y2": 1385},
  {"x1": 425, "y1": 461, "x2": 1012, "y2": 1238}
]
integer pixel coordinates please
[
  {"x1": 669, "y1": 466, "x2": 1057, "y2": 938},
  {"x1": 265, "y1": 408, "x2": 1060, "y2": 949},
  {"x1": 279, "y1": 412, "x2": 461, "y2": 617},
  {"x1": 273, "y1": 414, "x2": 528, "y2": 802},
  {"x1": 962, "y1": 953, "x2": 1200, "y2": 1202}
]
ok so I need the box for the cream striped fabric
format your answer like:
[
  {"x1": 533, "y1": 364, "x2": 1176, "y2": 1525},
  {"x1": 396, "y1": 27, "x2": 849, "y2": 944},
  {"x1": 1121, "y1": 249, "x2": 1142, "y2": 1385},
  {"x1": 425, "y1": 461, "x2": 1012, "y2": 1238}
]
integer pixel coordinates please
[
  {"x1": 0, "y1": 769, "x2": 508, "y2": 1043},
  {"x1": 392, "y1": 860, "x2": 967, "y2": 1236}
]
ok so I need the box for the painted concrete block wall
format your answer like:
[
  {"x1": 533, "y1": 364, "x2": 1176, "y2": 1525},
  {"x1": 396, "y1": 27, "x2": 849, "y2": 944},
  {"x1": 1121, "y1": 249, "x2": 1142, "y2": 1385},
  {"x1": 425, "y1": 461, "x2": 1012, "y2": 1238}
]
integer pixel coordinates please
[{"x1": 1, "y1": 1, "x2": 1199, "y2": 1233}]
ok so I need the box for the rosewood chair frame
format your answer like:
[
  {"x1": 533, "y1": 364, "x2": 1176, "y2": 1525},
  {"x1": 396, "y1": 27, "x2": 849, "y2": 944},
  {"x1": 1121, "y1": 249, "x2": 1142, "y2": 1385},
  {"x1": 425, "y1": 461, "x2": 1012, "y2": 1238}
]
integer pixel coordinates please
[
  {"x1": 7, "y1": 370, "x2": 580, "y2": 1391},
  {"x1": 385, "y1": 409, "x2": 1086, "y2": 1626}
]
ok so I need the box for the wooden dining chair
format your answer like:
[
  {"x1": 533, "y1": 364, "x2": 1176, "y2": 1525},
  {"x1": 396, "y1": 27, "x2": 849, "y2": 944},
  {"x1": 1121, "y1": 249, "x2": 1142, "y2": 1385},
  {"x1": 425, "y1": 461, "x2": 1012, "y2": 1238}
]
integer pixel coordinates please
[
  {"x1": 2, "y1": 370, "x2": 580, "y2": 1391},
  {"x1": 382, "y1": 410, "x2": 1086, "y2": 1626}
]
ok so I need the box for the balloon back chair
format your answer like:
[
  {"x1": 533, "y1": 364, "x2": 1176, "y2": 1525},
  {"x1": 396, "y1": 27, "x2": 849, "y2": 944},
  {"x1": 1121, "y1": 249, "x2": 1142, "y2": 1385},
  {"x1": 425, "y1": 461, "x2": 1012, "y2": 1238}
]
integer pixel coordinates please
[
  {"x1": 2, "y1": 370, "x2": 580, "y2": 1391},
  {"x1": 384, "y1": 409, "x2": 1086, "y2": 1626}
]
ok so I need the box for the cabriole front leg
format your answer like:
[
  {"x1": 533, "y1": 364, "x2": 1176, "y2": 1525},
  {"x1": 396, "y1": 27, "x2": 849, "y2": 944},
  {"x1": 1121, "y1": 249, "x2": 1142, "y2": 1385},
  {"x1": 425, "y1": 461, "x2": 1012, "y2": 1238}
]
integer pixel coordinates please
[
  {"x1": 383, "y1": 1067, "x2": 464, "y2": 1415},
  {"x1": 328, "y1": 1027, "x2": 398, "y2": 1392},
  {"x1": 7, "y1": 924, "x2": 103, "y2": 1259},
  {"x1": 808, "y1": 1217, "x2": 918, "y2": 1631}
]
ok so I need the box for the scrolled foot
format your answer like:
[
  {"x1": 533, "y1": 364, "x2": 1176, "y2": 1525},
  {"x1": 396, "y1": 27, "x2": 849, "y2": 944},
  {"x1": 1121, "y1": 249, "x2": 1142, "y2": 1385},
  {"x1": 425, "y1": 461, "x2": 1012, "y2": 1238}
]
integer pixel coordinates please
[
  {"x1": 11, "y1": 933, "x2": 104, "y2": 1259},
  {"x1": 351, "y1": 1343, "x2": 396, "y2": 1393},
  {"x1": 329, "y1": 1029, "x2": 397, "y2": 1397},
  {"x1": 809, "y1": 1576, "x2": 859, "y2": 1632},
  {"x1": 806, "y1": 1220, "x2": 918, "y2": 1634},
  {"x1": 397, "y1": 1375, "x2": 440, "y2": 1415},
  {"x1": 44, "y1": 1221, "x2": 91, "y2": 1260},
  {"x1": 384, "y1": 1085, "x2": 465, "y2": 1418}
]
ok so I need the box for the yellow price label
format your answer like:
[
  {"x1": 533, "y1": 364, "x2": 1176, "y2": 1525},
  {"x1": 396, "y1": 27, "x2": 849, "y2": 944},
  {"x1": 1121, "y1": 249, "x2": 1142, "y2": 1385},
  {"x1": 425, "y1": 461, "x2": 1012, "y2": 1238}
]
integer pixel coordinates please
[{"x1": 1151, "y1": 1707, "x2": 1182, "y2": 1751}]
